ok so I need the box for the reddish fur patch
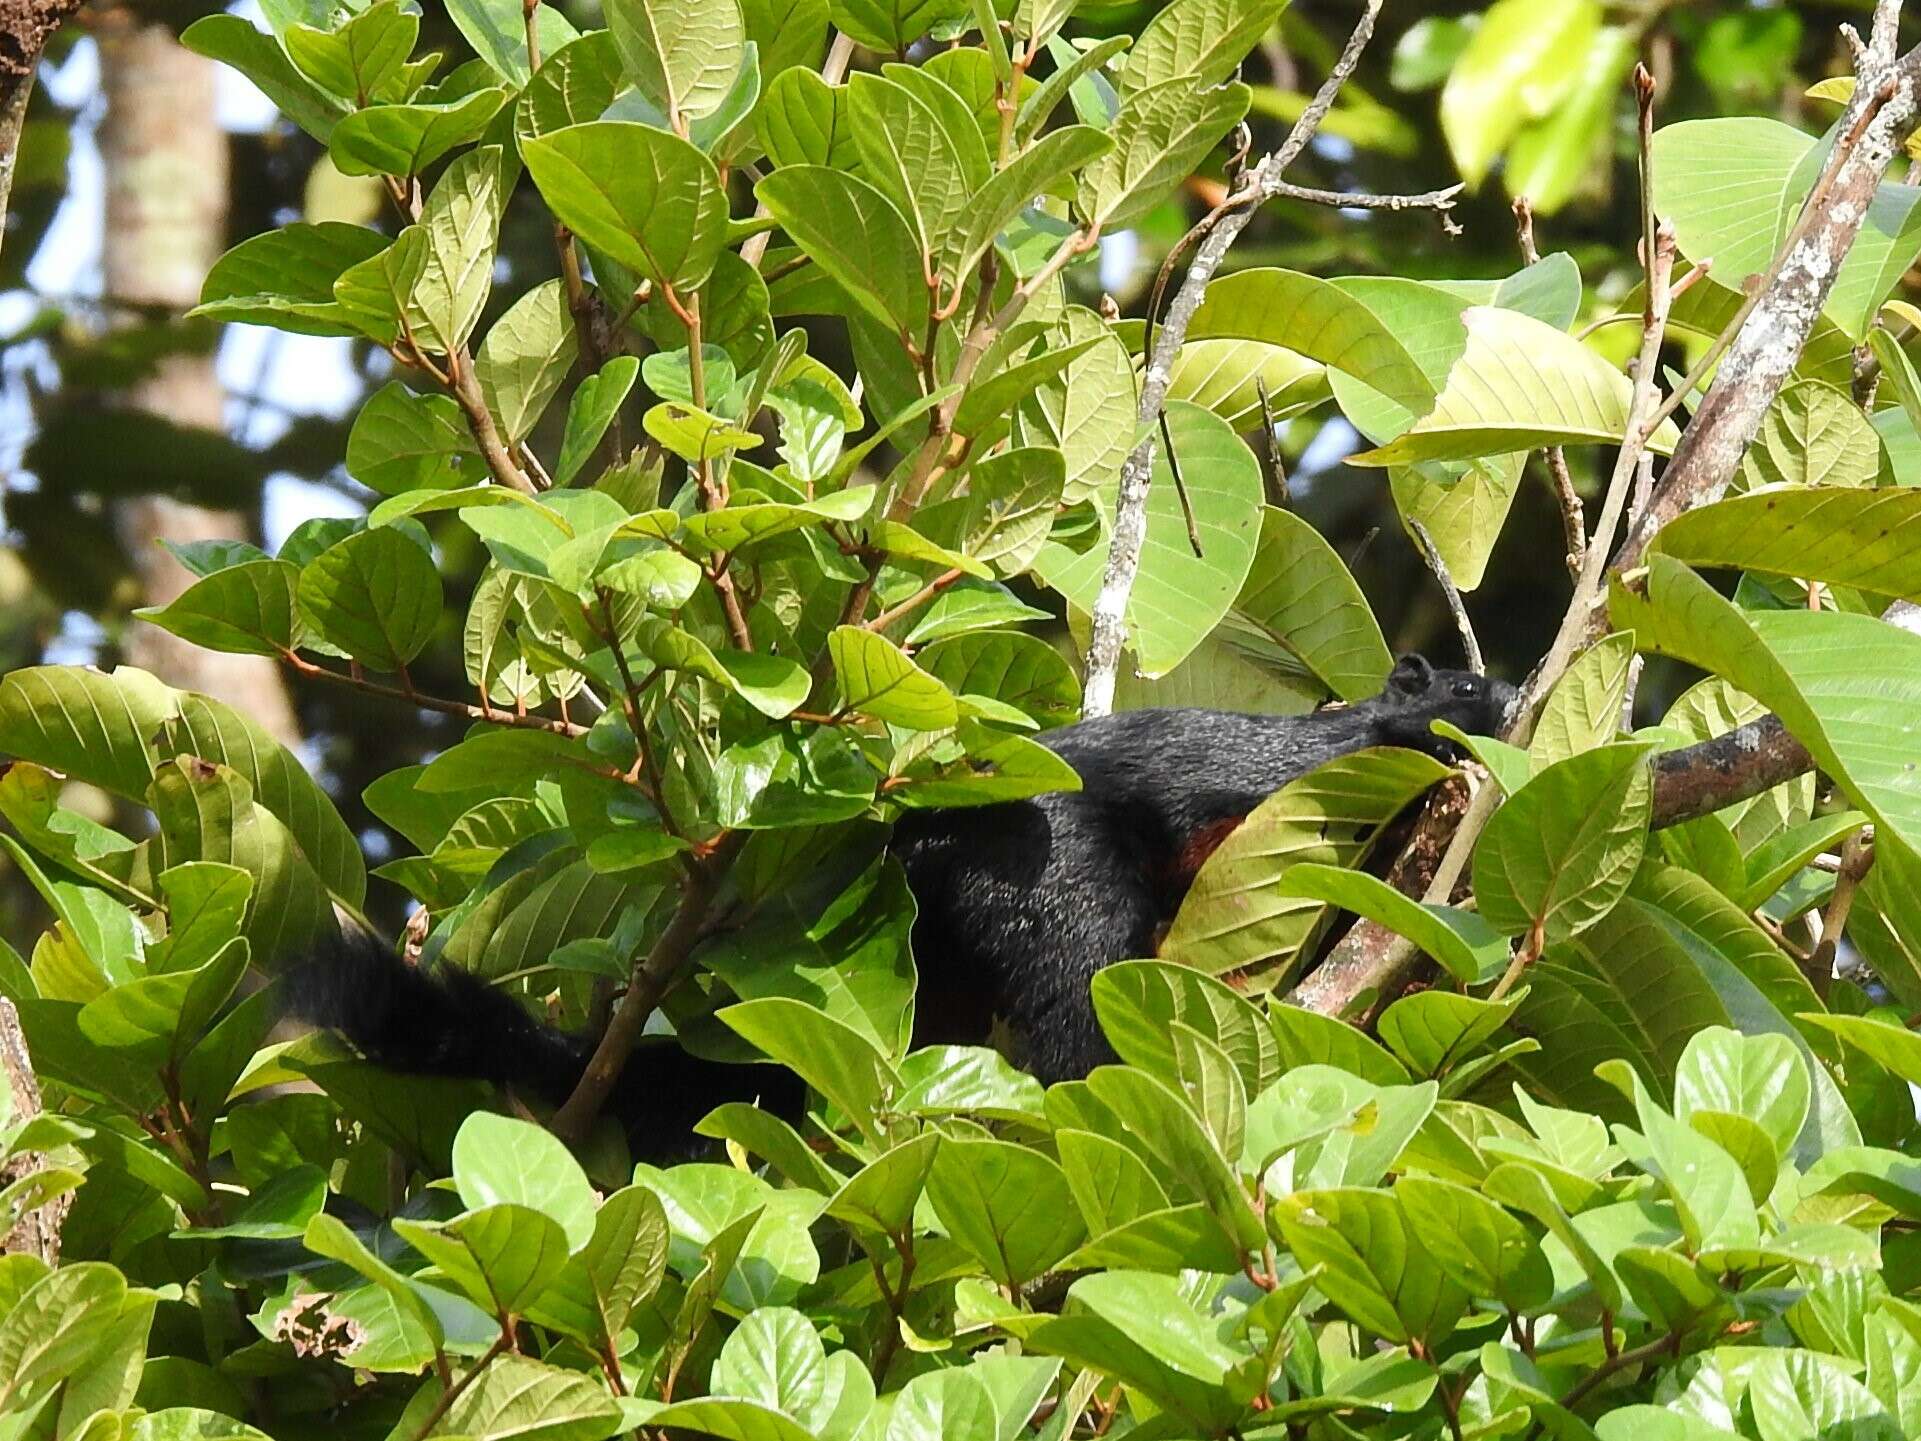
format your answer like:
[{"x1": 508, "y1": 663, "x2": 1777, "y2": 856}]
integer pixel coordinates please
[{"x1": 1174, "y1": 814, "x2": 1247, "y2": 880}]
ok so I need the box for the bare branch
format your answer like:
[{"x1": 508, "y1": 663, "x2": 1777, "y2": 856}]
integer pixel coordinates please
[
  {"x1": 1409, "y1": 519, "x2": 1482, "y2": 674},
  {"x1": 0, "y1": 0, "x2": 85, "y2": 262},
  {"x1": 1612, "y1": 30, "x2": 1921, "y2": 576},
  {"x1": 1084, "y1": 0, "x2": 1421, "y2": 717}
]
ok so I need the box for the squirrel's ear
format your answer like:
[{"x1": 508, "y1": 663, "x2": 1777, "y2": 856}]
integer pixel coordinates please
[{"x1": 1386, "y1": 654, "x2": 1435, "y2": 697}]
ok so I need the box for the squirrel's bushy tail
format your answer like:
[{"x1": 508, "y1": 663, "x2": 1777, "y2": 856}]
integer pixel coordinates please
[
  {"x1": 285, "y1": 927, "x2": 591, "y2": 1102},
  {"x1": 283, "y1": 928, "x2": 804, "y2": 1157}
]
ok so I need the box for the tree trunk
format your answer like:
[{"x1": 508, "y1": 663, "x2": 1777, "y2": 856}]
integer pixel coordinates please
[
  {"x1": 97, "y1": 11, "x2": 300, "y2": 746},
  {"x1": 0, "y1": 1000, "x2": 66, "y2": 1261}
]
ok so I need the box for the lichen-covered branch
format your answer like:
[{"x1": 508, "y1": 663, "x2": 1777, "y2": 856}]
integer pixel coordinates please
[
  {"x1": 0, "y1": 0, "x2": 86, "y2": 264},
  {"x1": 1082, "y1": 0, "x2": 1468, "y2": 717},
  {"x1": 1611, "y1": 6, "x2": 1921, "y2": 574}
]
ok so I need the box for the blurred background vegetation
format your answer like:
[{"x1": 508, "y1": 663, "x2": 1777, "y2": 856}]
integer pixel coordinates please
[{"x1": 0, "y1": 0, "x2": 1896, "y2": 948}]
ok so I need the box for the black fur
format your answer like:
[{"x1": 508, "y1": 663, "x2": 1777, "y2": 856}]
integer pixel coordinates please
[
  {"x1": 287, "y1": 655, "x2": 1510, "y2": 1152},
  {"x1": 284, "y1": 930, "x2": 805, "y2": 1159},
  {"x1": 893, "y1": 656, "x2": 1514, "y2": 1082}
]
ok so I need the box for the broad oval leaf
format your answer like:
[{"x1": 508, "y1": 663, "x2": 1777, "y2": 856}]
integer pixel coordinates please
[{"x1": 1473, "y1": 739, "x2": 1656, "y2": 943}]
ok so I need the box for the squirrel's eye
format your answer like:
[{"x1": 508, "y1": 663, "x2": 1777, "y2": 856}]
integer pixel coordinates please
[{"x1": 1453, "y1": 679, "x2": 1479, "y2": 697}]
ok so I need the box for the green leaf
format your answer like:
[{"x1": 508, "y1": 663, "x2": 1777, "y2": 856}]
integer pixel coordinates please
[
  {"x1": 412, "y1": 147, "x2": 506, "y2": 355},
  {"x1": 297, "y1": 526, "x2": 442, "y2": 671},
  {"x1": 884, "y1": 1368, "x2": 999, "y2": 1441},
  {"x1": 1502, "y1": 27, "x2": 1637, "y2": 214},
  {"x1": 848, "y1": 72, "x2": 971, "y2": 284},
  {"x1": 403, "y1": 1353, "x2": 625, "y2": 1441},
  {"x1": 346, "y1": 381, "x2": 484, "y2": 495},
  {"x1": 629, "y1": 617, "x2": 810, "y2": 720},
  {"x1": 517, "y1": 32, "x2": 624, "y2": 143},
  {"x1": 0, "y1": 1263, "x2": 132, "y2": 1413},
  {"x1": 329, "y1": 86, "x2": 508, "y2": 178},
  {"x1": 824, "y1": 1132, "x2": 940, "y2": 1238},
  {"x1": 476, "y1": 278, "x2": 579, "y2": 445},
  {"x1": 951, "y1": 126, "x2": 1112, "y2": 285},
  {"x1": 284, "y1": 1, "x2": 418, "y2": 105},
  {"x1": 394, "y1": 1203, "x2": 571, "y2": 1318},
  {"x1": 1022, "y1": 1274, "x2": 1246, "y2": 1436},
  {"x1": 606, "y1": 0, "x2": 747, "y2": 125},
  {"x1": 1352, "y1": 306, "x2": 1681, "y2": 464},
  {"x1": 1270, "y1": 1004, "x2": 1411, "y2": 1085},
  {"x1": 680, "y1": 485, "x2": 874, "y2": 553},
  {"x1": 888, "y1": 719, "x2": 1083, "y2": 807},
  {"x1": 719, "y1": 997, "x2": 903, "y2": 1147},
  {"x1": 1738, "y1": 379, "x2": 1887, "y2": 489},
  {"x1": 156, "y1": 690, "x2": 367, "y2": 907},
  {"x1": 1651, "y1": 486, "x2": 1921, "y2": 603},
  {"x1": 1187, "y1": 268, "x2": 1439, "y2": 416},
  {"x1": 1614, "y1": 556, "x2": 1921, "y2": 912},
  {"x1": 1530, "y1": 631, "x2": 1634, "y2": 766},
  {"x1": 757, "y1": 166, "x2": 927, "y2": 335},
  {"x1": 1230, "y1": 506, "x2": 1392, "y2": 702},
  {"x1": 1079, "y1": 76, "x2": 1250, "y2": 229},
  {"x1": 1035, "y1": 401, "x2": 1263, "y2": 678},
  {"x1": 1269, "y1": 1188, "x2": 1469, "y2": 1347},
  {"x1": 758, "y1": 67, "x2": 859, "y2": 171},
  {"x1": 1090, "y1": 960, "x2": 1279, "y2": 1095},
  {"x1": 556, "y1": 356, "x2": 641, "y2": 485},
  {"x1": 181, "y1": 15, "x2": 347, "y2": 143},
  {"x1": 147, "y1": 759, "x2": 334, "y2": 965},
  {"x1": 1275, "y1": 863, "x2": 1506, "y2": 985},
  {"x1": 332, "y1": 224, "x2": 428, "y2": 347},
  {"x1": 0, "y1": 665, "x2": 173, "y2": 801},
  {"x1": 1016, "y1": 34, "x2": 1130, "y2": 142},
  {"x1": 1473, "y1": 740, "x2": 1655, "y2": 942},
  {"x1": 1440, "y1": 0, "x2": 1598, "y2": 184},
  {"x1": 1397, "y1": 1174, "x2": 1553, "y2": 1312},
  {"x1": 1674, "y1": 1026, "x2": 1810, "y2": 1164},
  {"x1": 452, "y1": 1112, "x2": 598, "y2": 1251},
  {"x1": 1160, "y1": 748, "x2": 1451, "y2": 981},
  {"x1": 926, "y1": 1138, "x2": 1084, "y2": 1288},
  {"x1": 450, "y1": 0, "x2": 579, "y2": 86},
  {"x1": 829, "y1": 627, "x2": 958, "y2": 730},
  {"x1": 523, "y1": 122, "x2": 729, "y2": 295},
  {"x1": 1388, "y1": 454, "x2": 1525, "y2": 592},
  {"x1": 827, "y1": 0, "x2": 966, "y2": 54},
  {"x1": 920, "y1": 446, "x2": 1066, "y2": 578},
  {"x1": 134, "y1": 560, "x2": 302, "y2": 657},
  {"x1": 1656, "y1": 114, "x2": 1921, "y2": 341},
  {"x1": 1121, "y1": 0, "x2": 1287, "y2": 92},
  {"x1": 193, "y1": 222, "x2": 385, "y2": 336}
]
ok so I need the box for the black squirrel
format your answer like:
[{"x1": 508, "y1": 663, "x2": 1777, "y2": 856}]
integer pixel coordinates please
[
  {"x1": 288, "y1": 654, "x2": 1511, "y2": 1150},
  {"x1": 894, "y1": 654, "x2": 1514, "y2": 1081}
]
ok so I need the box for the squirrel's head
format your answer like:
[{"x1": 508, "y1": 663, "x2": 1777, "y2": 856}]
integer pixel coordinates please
[{"x1": 1371, "y1": 653, "x2": 1515, "y2": 755}]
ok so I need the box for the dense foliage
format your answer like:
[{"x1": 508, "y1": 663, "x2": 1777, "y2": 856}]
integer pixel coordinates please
[{"x1": 7, "y1": 2, "x2": 1921, "y2": 1440}]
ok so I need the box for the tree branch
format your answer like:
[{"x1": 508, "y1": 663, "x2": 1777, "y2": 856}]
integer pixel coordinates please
[
  {"x1": 0, "y1": 0, "x2": 83, "y2": 261},
  {"x1": 1610, "y1": 18, "x2": 1921, "y2": 580},
  {"x1": 1409, "y1": 519, "x2": 1481, "y2": 674},
  {"x1": 279, "y1": 650, "x2": 587, "y2": 737},
  {"x1": 551, "y1": 832, "x2": 746, "y2": 1145},
  {"x1": 1287, "y1": 716, "x2": 1821, "y2": 1017},
  {"x1": 1083, "y1": 0, "x2": 1456, "y2": 716}
]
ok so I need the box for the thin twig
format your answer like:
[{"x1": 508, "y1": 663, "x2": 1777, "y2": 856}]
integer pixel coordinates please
[
  {"x1": 407, "y1": 1333, "x2": 513, "y2": 1441},
  {"x1": 1808, "y1": 827, "x2": 1875, "y2": 999},
  {"x1": 1255, "y1": 378, "x2": 1289, "y2": 507},
  {"x1": 1409, "y1": 520, "x2": 1481, "y2": 674},
  {"x1": 1514, "y1": 197, "x2": 1586, "y2": 580},
  {"x1": 1084, "y1": 0, "x2": 1422, "y2": 717},
  {"x1": 279, "y1": 651, "x2": 586, "y2": 737},
  {"x1": 551, "y1": 831, "x2": 746, "y2": 1144}
]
